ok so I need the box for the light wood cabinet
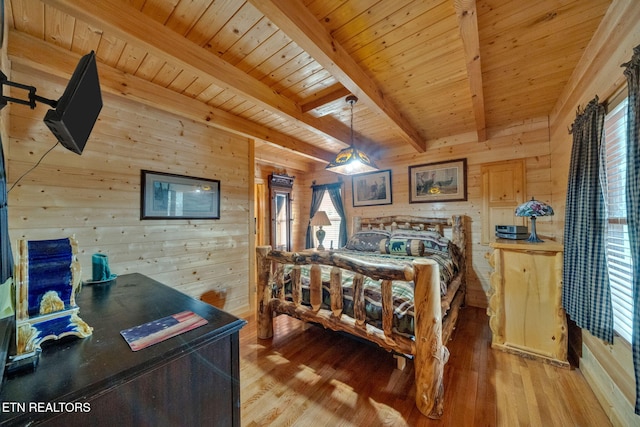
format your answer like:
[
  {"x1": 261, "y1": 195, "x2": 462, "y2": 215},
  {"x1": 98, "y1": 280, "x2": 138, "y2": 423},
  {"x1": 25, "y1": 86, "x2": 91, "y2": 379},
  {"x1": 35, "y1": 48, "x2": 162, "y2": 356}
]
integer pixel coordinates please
[
  {"x1": 487, "y1": 240, "x2": 569, "y2": 367},
  {"x1": 480, "y1": 159, "x2": 526, "y2": 244}
]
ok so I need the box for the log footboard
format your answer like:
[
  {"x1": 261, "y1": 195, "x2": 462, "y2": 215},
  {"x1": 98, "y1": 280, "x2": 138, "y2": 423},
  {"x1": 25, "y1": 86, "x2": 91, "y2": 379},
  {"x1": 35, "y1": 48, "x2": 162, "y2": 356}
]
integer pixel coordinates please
[
  {"x1": 255, "y1": 249, "x2": 461, "y2": 418},
  {"x1": 255, "y1": 215, "x2": 466, "y2": 419}
]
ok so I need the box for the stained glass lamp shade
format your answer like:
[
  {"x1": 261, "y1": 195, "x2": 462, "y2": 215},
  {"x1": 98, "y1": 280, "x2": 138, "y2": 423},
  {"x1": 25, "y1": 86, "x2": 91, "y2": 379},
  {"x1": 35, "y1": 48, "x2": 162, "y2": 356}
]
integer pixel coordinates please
[
  {"x1": 325, "y1": 146, "x2": 378, "y2": 175},
  {"x1": 515, "y1": 197, "x2": 554, "y2": 243},
  {"x1": 326, "y1": 95, "x2": 378, "y2": 175}
]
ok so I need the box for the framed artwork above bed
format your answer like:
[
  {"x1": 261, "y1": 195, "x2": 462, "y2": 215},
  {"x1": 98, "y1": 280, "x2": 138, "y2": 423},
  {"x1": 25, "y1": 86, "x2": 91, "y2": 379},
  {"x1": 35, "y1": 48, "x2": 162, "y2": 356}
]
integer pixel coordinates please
[
  {"x1": 409, "y1": 159, "x2": 467, "y2": 203},
  {"x1": 352, "y1": 169, "x2": 392, "y2": 207}
]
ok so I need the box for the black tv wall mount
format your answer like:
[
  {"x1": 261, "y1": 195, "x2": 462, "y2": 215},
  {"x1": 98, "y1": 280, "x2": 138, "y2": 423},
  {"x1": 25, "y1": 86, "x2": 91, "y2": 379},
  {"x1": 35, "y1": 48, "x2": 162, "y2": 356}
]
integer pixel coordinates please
[{"x1": 0, "y1": 71, "x2": 58, "y2": 110}]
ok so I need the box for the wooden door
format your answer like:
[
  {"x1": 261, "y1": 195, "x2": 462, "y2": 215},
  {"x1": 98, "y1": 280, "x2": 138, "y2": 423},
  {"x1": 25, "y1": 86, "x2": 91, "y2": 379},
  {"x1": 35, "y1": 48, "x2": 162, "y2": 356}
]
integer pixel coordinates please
[
  {"x1": 481, "y1": 160, "x2": 526, "y2": 244},
  {"x1": 268, "y1": 174, "x2": 294, "y2": 251},
  {"x1": 254, "y1": 182, "x2": 266, "y2": 247}
]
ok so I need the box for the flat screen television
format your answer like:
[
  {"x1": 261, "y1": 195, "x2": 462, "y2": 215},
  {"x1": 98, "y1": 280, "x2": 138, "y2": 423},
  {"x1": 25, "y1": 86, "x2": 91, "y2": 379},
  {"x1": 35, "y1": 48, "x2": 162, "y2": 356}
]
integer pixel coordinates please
[{"x1": 43, "y1": 51, "x2": 102, "y2": 155}]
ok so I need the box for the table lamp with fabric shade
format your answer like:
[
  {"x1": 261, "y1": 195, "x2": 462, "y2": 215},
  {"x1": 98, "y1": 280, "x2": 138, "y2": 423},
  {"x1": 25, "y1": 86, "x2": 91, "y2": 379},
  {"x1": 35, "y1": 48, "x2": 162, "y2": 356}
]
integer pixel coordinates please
[
  {"x1": 515, "y1": 197, "x2": 554, "y2": 243},
  {"x1": 310, "y1": 211, "x2": 332, "y2": 250}
]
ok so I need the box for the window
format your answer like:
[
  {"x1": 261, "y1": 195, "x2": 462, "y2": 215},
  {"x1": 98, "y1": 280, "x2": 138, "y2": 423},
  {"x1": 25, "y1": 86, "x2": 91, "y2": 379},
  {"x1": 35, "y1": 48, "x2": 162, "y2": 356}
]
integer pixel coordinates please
[
  {"x1": 603, "y1": 97, "x2": 634, "y2": 343},
  {"x1": 315, "y1": 191, "x2": 342, "y2": 250}
]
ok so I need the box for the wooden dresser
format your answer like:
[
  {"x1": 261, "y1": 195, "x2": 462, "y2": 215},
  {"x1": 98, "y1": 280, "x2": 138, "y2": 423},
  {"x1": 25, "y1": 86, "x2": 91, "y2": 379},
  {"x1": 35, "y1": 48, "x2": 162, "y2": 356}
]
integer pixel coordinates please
[
  {"x1": 488, "y1": 240, "x2": 569, "y2": 368},
  {"x1": 0, "y1": 273, "x2": 246, "y2": 426}
]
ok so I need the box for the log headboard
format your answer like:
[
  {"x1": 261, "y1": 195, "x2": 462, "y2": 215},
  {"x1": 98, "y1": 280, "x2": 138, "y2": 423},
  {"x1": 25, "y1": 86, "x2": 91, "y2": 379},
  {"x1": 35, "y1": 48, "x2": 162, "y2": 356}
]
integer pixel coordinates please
[{"x1": 352, "y1": 215, "x2": 466, "y2": 257}]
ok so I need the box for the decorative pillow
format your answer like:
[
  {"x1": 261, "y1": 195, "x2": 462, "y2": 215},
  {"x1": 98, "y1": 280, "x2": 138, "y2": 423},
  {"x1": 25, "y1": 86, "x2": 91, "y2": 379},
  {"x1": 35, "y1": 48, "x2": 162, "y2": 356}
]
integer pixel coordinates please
[
  {"x1": 344, "y1": 230, "x2": 390, "y2": 252},
  {"x1": 390, "y1": 229, "x2": 450, "y2": 255},
  {"x1": 380, "y1": 238, "x2": 424, "y2": 257}
]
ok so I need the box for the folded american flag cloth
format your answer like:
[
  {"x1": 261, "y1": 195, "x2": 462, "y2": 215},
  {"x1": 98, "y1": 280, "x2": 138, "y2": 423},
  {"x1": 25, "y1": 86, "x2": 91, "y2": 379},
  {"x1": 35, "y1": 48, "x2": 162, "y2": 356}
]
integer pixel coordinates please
[{"x1": 120, "y1": 311, "x2": 208, "y2": 351}]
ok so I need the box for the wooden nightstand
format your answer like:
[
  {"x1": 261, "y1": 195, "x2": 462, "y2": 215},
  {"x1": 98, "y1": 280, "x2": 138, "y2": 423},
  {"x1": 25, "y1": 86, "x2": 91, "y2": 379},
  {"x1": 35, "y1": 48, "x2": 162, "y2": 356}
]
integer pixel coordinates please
[{"x1": 487, "y1": 240, "x2": 569, "y2": 368}]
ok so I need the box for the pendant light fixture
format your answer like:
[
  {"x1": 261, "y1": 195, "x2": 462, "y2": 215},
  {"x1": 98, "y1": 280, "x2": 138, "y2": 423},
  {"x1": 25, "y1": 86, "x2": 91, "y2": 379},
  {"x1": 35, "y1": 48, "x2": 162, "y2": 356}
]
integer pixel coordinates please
[{"x1": 325, "y1": 95, "x2": 378, "y2": 175}]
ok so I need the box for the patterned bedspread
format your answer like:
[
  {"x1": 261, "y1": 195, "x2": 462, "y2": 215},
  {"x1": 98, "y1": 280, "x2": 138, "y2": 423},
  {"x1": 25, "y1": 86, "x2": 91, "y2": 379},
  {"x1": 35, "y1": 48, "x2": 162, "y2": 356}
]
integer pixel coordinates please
[{"x1": 277, "y1": 248, "x2": 460, "y2": 337}]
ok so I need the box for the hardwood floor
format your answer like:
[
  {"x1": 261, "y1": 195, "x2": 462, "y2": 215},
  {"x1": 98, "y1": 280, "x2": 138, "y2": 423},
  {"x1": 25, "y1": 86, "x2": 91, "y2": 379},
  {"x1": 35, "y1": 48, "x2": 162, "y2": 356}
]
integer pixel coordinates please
[{"x1": 239, "y1": 306, "x2": 612, "y2": 426}]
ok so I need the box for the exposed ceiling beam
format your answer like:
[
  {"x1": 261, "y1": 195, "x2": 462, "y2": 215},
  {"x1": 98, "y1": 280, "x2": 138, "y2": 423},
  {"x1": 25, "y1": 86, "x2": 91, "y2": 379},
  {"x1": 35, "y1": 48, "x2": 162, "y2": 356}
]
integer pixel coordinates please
[
  {"x1": 41, "y1": 0, "x2": 359, "y2": 150},
  {"x1": 249, "y1": 0, "x2": 427, "y2": 153},
  {"x1": 454, "y1": 0, "x2": 487, "y2": 142},
  {"x1": 300, "y1": 84, "x2": 351, "y2": 114},
  {"x1": 8, "y1": 30, "x2": 334, "y2": 164},
  {"x1": 254, "y1": 143, "x2": 312, "y2": 173}
]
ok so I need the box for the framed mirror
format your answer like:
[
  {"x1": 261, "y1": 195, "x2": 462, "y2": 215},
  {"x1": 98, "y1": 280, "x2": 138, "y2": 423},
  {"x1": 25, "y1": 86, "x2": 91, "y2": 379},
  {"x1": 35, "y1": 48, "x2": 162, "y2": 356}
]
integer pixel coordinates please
[{"x1": 269, "y1": 174, "x2": 294, "y2": 251}]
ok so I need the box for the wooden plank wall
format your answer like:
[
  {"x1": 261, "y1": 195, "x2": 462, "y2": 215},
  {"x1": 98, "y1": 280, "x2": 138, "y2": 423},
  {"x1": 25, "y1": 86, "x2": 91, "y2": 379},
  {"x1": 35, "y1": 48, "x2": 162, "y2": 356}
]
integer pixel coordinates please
[
  {"x1": 298, "y1": 117, "x2": 553, "y2": 308},
  {"x1": 6, "y1": 66, "x2": 252, "y2": 315},
  {"x1": 547, "y1": 2, "x2": 640, "y2": 424}
]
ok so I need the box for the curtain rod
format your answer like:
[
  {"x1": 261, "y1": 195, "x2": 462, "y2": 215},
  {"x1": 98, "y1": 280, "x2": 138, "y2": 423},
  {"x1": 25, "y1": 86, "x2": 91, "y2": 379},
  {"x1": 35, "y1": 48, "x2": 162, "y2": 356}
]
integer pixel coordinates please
[{"x1": 310, "y1": 181, "x2": 343, "y2": 190}]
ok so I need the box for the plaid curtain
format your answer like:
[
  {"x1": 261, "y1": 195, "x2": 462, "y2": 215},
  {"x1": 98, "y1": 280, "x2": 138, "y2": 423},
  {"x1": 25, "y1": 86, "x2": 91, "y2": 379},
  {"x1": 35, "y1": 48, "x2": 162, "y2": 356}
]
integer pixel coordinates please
[
  {"x1": 563, "y1": 96, "x2": 614, "y2": 343},
  {"x1": 622, "y1": 44, "x2": 640, "y2": 415}
]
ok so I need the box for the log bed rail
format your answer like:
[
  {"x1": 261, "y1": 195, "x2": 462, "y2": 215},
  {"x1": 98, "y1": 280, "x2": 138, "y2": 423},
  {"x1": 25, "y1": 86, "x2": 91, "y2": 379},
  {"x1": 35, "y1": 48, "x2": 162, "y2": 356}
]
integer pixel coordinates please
[{"x1": 256, "y1": 215, "x2": 466, "y2": 418}]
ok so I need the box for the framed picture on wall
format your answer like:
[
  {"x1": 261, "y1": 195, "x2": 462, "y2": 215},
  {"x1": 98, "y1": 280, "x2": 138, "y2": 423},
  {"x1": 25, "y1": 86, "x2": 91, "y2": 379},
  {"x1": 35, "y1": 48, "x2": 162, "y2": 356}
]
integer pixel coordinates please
[
  {"x1": 409, "y1": 159, "x2": 467, "y2": 203},
  {"x1": 141, "y1": 170, "x2": 220, "y2": 219},
  {"x1": 352, "y1": 169, "x2": 392, "y2": 207}
]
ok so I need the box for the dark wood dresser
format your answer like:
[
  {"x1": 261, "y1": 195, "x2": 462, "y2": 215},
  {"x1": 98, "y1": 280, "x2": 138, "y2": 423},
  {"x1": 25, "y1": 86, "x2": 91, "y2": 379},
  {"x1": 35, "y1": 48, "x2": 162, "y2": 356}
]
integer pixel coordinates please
[{"x1": 0, "y1": 273, "x2": 246, "y2": 426}]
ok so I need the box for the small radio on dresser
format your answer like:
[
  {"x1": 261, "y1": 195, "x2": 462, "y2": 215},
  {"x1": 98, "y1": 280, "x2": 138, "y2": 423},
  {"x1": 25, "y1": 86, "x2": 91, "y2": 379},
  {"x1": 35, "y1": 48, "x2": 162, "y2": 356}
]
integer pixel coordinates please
[{"x1": 495, "y1": 225, "x2": 529, "y2": 240}]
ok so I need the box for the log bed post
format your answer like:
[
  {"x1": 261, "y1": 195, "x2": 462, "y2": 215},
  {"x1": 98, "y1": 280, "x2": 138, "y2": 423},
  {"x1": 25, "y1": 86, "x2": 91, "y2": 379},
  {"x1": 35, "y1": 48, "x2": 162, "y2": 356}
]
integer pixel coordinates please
[
  {"x1": 329, "y1": 267, "x2": 343, "y2": 318},
  {"x1": 291, "y1": 265, "x2": 302, "y2": 306},
  {"x1": 413, "y1": 258, "x2": 446, "y2": 419},
  {"x1": 256, "y1": 246, "x2": 274, "y2": 339},
  {"x1": 309, "y1": 264, "x2": 322, "y2": 312},
  {"x1": 352, "y1": 274, "x2": 366, "y2": 328},
  {"x1": 381, "y1": 280, "x2": 393, "y2": 337}
]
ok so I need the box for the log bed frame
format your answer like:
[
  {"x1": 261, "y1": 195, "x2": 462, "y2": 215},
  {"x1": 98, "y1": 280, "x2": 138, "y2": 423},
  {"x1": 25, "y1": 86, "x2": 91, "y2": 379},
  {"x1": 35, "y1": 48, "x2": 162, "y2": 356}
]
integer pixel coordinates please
[{"x1": 256, "y1": 215, "x2": 467, "y2": 419}]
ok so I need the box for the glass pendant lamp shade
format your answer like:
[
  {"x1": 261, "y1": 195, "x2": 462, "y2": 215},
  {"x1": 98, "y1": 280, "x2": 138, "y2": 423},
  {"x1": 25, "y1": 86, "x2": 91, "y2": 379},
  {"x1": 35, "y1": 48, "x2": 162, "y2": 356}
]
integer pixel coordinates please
[
  {"x1": 514, "y1": 197, "x2": 554, "y2": 243},
  {"x1": 325, "y1": 145, "x2": 378, "y2": 175},
  {"x1": 326, "y1": 95, "x2": 378, "y2": 175}
]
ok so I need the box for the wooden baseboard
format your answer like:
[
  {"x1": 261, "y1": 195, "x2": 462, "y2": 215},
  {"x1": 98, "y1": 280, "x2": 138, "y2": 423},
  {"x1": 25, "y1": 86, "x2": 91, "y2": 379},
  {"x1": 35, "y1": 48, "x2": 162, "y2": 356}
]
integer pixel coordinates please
[{"x1": 580, "y1": 340, "x2": 640, "y2": 426}]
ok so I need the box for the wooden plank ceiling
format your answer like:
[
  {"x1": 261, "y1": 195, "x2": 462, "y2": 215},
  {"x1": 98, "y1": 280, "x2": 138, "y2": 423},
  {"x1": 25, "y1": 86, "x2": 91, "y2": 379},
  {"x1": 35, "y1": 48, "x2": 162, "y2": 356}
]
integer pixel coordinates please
[{"x1": 5, "y1": 0, "x2": 612, "y2": 168}]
